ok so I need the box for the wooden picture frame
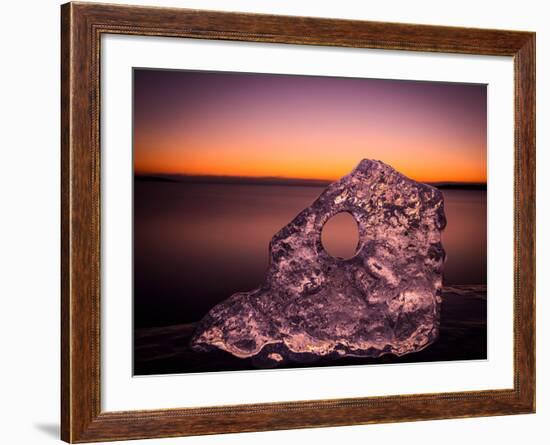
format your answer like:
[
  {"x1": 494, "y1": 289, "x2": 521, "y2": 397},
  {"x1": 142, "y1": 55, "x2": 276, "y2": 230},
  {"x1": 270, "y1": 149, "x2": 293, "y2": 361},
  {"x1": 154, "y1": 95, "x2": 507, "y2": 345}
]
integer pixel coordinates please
[{"x1": 61, "y1": 2, "x2": 535, "y2": 442}]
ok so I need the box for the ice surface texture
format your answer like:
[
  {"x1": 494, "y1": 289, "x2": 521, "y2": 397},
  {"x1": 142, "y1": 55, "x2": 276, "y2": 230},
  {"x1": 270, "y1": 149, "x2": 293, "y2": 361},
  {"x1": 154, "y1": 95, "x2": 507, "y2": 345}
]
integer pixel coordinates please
[{"x1": 190, "y1": 160, "x2": 446, "y2": 366}]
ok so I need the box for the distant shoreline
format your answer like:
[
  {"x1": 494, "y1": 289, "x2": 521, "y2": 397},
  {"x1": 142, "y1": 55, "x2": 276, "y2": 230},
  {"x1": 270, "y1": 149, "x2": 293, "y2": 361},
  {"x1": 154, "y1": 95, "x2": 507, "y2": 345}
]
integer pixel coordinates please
[
  {"x1": 135, "y1": 174, "x2": 487, "y2": 191},
  {"x1": 135, "y1": 174, "x2": 330, "y2": 188}
]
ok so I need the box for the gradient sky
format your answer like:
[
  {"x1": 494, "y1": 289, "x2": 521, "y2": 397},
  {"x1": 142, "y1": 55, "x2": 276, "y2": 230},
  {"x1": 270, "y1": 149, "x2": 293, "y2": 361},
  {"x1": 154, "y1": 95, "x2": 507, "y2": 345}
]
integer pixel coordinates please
[{"x1": 134, "y1": 69, "x2": 487, "y2": 183}]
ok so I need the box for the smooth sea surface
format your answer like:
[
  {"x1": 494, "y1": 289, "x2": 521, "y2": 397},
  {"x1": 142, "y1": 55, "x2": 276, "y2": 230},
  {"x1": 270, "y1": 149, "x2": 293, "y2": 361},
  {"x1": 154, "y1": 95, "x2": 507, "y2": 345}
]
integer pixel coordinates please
[{"x1": 134, "y1": 181, "x2": 486, "y2": 329}]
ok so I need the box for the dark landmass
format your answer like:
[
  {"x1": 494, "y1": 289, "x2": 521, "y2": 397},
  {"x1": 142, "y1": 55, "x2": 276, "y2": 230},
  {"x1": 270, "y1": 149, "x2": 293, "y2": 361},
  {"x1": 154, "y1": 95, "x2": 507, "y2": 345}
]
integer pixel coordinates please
[
  {"x1": 430, "y1": 182, "x2": 487, "y2": 191},
  {"x1": 134, "y1": 175, "x2": 180, "y2": 184},
  {"x1": 135, "y1": 174, "x2": 331, "y2": 188},
  {"x1": 134, "y1": 284, "x2": 487, "y2": 375},
  {"x1": 134, "y1": 174, "x2": 486, "y2": 190}
]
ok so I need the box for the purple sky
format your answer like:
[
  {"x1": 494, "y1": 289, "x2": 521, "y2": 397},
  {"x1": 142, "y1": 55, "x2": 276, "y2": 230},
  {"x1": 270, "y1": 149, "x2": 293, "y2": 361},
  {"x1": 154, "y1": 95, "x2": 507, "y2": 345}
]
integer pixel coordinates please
[{"x1": 134, "y1": 69, "x2": 486, "y2": 182}]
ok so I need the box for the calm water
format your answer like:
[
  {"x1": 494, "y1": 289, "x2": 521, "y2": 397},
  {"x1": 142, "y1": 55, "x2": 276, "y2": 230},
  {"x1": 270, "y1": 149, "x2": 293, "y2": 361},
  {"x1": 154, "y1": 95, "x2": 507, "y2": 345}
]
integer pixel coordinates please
[{"x1": 134, "y1": 181, "x2": 486, "y2": 328}]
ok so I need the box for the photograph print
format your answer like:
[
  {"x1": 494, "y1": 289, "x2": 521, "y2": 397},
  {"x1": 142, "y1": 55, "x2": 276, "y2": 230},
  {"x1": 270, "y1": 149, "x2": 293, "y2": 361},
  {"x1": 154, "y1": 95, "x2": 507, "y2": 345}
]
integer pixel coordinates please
[{"x1": 133, "y1": 69, "x2": 487, "y2": 376}]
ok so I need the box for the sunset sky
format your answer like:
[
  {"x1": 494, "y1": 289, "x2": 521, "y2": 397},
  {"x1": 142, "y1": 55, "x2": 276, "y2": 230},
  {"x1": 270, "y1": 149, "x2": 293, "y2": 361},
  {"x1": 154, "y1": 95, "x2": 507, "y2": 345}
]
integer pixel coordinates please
[{"x1": 134, "y1": 69, "x2": 487, "y2": 183}]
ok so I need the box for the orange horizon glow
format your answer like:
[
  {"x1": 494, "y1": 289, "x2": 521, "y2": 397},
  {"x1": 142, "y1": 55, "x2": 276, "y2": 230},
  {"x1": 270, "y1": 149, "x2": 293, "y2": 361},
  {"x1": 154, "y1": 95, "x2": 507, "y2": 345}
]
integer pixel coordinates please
[
  {"x1": 134, "y1": 70, "x2": 487, "y2": 184},
  {"x1": 134, "y1": 153, "x2": 486, "y2": 183}
]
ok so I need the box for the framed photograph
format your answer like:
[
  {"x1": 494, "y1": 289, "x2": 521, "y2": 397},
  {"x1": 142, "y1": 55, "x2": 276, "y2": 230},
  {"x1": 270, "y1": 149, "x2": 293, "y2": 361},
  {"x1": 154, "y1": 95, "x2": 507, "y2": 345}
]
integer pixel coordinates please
[{"x1": 61, "y1": 2, "x2": 535, "y2": 442}]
